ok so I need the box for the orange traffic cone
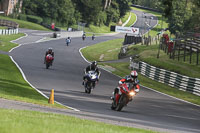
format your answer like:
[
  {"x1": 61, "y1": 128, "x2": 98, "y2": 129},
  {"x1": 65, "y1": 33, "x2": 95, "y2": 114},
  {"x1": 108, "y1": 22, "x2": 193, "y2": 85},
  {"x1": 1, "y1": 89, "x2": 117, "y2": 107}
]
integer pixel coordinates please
[{"x1": 48, "y1": 89, "x2": 54, "y2": 104}]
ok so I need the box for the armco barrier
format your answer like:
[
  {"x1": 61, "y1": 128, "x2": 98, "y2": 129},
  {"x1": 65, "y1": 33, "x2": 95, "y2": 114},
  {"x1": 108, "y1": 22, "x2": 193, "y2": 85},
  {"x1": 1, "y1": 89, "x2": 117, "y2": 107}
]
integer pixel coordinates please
[{"x1": 135, "y1": 61, "x2": 200, "y2": 96}]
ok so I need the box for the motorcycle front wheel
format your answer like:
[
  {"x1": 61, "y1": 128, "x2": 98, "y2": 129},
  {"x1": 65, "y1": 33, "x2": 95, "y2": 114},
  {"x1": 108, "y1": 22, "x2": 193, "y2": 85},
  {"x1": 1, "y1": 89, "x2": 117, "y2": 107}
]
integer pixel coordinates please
[
  {"x1": 46, "y1": 63, "x2": 50, "y2": 69},
  {"x1": 116, "y1": 95, "x2": 127, "y2": 111},
  {"x1": 85, "y1": 82, "x2": 91, "y2": 94}
]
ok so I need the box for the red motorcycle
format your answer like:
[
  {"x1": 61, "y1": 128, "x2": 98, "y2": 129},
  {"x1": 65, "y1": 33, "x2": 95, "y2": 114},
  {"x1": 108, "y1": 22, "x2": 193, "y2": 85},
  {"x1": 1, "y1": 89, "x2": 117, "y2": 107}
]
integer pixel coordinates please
[
  {"x1": 111, "y1": 83, "x2": 140, "y2": 111},
  {"x1": 45, "y1": 54, "x2": 54, "y2": 69}
]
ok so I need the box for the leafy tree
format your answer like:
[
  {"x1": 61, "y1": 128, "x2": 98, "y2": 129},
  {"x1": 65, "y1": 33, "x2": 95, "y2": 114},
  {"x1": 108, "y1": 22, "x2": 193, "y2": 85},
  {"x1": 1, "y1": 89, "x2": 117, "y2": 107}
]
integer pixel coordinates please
[
  {"x1": 22, "y1": 0, "x2": 77, "y2": 26},
  {"x1": 116, "y1": 0, "x2": 131, "y2": 18}
]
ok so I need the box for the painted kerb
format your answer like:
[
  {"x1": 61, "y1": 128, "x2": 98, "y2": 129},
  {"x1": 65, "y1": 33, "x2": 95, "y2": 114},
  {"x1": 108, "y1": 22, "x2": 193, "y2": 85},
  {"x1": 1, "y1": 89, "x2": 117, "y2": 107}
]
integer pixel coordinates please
[{"x1": 130, "y1": 61, "x2": 200, "y2": 96}]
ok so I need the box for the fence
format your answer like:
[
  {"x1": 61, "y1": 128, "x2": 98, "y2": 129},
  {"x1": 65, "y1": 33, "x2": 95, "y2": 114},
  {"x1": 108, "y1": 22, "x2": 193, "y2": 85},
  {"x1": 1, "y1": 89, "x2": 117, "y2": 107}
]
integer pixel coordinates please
[
  {"x1": 160, "y1": 34, "x2": 200, "y2": 65},
  {"x1": 0, "y1": 28, "x2": 19, "y2": 35},
  {"x1": 130, "y1": 61, "x2": 200, "y2": 96}
]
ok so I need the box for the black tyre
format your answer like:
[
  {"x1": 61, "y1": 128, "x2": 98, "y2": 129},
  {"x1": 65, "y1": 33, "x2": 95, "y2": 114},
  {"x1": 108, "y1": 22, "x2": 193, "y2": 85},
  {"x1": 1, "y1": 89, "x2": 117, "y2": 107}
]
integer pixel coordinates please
[
  {"x1": 116, "y1": 96, "x2": 127, "y2": 111},
  {"x1": 87, "y1": 88, "x2": 91, "y2": 94},
  {"x1": 111, "y1": 101, "x2": 116, "y2": 110},
  {"x1": 46, "y1": 63, "x2": 49, "y2": 69}
]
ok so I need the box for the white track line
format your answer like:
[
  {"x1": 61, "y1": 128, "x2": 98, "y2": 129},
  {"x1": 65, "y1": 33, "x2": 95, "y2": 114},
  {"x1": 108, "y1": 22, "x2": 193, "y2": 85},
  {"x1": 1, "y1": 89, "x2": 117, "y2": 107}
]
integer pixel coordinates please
[
  {"x1": 9, "y1": 32, "x2": 80, "y2": 112},
  {"x1": 79, "y1": 47, "x2": 200, "y2": 108}
]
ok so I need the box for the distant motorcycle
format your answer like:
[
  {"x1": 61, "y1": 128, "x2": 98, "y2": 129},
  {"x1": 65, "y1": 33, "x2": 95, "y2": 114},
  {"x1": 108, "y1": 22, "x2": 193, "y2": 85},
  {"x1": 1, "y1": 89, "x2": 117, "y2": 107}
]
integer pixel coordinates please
[
  {"x1": 45, "y1": 54, "x2": 54, "y2": 69},
  {"x1": 84, "y1": 71, "x2": 98, "y2": 94},
  {"x1": 82, "y1": 34, "x2": 86, "y2": 40},
  {"x1": 92, "y1": 35, "x2": 95, "y2": 40},
  {"x1": 111, "y1": 83, "x2": 140, "y2": 111}
]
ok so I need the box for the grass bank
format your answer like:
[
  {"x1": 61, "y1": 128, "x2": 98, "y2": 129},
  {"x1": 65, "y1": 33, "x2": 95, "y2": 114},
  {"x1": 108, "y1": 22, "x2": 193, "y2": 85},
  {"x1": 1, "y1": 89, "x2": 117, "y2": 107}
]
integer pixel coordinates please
[
  {"x1": 121, "y1": 12, "x2": 131, "y2": 23},
  {"x1": 81, "y1": 39, "x2": 200, "y2": 105},
  {"x1": 81, "y1": 38, "x2": 123, "y2": 61},
  {"x1": 125, "y1": 12, "x2": 137, "y2": 27},
  {"x1": 0, "y1": 26, "x2": 6, "y2": 29},
  {"x1": 0, "y1": 33, "x2": 24, "y2": 52},
  {"x1": 0, "y1": 15, "x2": 50, "y2": 31},
  {"x1": 0, "y1": 34, "x2": 64, "y2": 108},
  {"x1": 127, "y1": 44, "x2": 200, "y2": 78},
  {"x1": 0, "y1": 109, "x2": 157, "y2": 133}
]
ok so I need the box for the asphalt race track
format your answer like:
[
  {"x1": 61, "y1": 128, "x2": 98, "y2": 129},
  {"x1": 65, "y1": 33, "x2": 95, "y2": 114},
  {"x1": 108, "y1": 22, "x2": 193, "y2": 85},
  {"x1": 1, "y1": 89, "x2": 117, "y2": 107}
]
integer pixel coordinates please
[{"x1": 10, "y1": 10, "x2": 200, "y2": 133}]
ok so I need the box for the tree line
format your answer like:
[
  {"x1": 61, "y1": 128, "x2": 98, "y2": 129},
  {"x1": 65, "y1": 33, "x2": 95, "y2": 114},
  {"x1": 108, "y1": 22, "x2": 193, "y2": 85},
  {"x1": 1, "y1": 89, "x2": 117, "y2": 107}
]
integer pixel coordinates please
[
  {"x1": 21, "y1": 0, "x2": 132, "y2": 27},
  {"x1": 133, "y1": 0, "x2": 200, "y2": 35}
]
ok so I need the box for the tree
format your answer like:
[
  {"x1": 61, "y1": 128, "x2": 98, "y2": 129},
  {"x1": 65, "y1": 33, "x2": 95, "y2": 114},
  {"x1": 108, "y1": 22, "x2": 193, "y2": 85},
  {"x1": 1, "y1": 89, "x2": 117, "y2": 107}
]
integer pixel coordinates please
[{"x1": 116, "y1": 0, "x2": 131, "y2": 18}]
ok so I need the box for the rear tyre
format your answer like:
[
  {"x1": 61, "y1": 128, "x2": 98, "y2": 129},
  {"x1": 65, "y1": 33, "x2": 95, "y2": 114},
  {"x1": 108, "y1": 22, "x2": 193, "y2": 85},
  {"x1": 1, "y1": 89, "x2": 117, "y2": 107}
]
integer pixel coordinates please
[{"x1": 46, "y1": 63, "x2": 49, "y2": 69}]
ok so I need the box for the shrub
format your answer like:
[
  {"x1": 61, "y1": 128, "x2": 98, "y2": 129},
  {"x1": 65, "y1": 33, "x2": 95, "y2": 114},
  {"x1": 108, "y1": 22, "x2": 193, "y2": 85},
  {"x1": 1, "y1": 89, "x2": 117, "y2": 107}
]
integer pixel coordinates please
[
  {"x1": 27, "y1": 15, "x2": 43, "y2": 24},
  {"x1": 18, "y1": 14, "x2": 27, "y2": 21}
]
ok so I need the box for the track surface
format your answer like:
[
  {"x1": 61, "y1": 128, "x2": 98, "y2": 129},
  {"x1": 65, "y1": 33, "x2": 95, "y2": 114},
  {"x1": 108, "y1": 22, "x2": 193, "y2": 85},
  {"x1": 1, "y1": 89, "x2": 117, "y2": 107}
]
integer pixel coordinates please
[{"x1": 10, "y1": 10, "x2": 200, "y2": 133}]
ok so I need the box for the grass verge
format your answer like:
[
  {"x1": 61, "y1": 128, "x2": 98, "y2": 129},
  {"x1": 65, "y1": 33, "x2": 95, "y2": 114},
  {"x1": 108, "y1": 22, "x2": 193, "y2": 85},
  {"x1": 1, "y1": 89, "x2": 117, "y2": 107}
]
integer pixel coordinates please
[
  {"x1": 0, "y1": 34, "x2": 64, "y2": 108},
  {"x1": 0, "y1": 109, "x2": 158, "y2": 133},
  {"x1": 0, "y1": 26, "x2": 7, "y2": 29},
  {"x1": 121, "y1": 12, "x2": 130, "y2": 23},
  {"x1": 0, "y1": 33, "x2": 24, "y2": 52},
  {"x1": 125, "y1": 12, "x2": 137, "y2": 27},
  {"x1": 127, "y1": 44, "x2": 200, "y2": 78},
  {"x1": 0, "y1": 15, "x2": 50, "y2": 31},
  {"x1": 81, "y1": 38, "x2": 123, "y2": 61}
]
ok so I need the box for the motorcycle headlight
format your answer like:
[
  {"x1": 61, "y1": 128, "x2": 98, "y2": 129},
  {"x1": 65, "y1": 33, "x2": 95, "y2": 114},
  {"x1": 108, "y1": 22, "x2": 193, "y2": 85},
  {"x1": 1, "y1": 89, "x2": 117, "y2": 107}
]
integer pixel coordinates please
[{"x1": 129, "y1": 91, "x2": 136, "y2": 96}]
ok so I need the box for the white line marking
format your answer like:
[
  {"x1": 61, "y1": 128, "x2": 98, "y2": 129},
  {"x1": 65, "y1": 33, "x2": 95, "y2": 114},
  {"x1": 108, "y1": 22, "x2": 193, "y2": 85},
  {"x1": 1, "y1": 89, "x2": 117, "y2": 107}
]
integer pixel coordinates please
[{"x1": 9, "y1": 32, "x2": 80, "y2": 112}]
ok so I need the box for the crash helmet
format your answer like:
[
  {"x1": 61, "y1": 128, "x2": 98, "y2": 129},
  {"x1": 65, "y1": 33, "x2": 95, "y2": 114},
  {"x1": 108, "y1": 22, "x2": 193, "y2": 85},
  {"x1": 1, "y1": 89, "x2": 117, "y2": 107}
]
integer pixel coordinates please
[
  {"x1": 131, "y1": 70, "x2": 138, "y2": 79},
  {"x1": 91, "y1": 61, "x2": 97, "y2": 67},
  {"x1": 48, "y1": 47, "x2": 53, "y2": 52}
]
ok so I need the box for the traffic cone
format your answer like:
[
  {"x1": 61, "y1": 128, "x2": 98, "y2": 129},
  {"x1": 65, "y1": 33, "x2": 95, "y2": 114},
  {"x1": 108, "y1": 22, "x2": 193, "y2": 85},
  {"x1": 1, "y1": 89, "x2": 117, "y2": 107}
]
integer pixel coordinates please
[{"x1": 48, "y1": 89, "x2": 54, "y2": 104}]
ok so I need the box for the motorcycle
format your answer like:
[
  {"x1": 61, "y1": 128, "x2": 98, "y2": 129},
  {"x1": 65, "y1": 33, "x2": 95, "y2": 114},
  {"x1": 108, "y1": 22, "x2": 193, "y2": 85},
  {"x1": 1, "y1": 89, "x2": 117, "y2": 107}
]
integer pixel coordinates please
[
  {"x1": 82, "y1": 35, "x2": 86, "y2": 40},
  {"x1": 111, "y1": 83, "x2": 140, "y2": 111},
  {"x1": 84, "y1": 71, "x2": 98, "y2": 94},
  {"x1": 92, "y1": 35, "x2": 95, "y2": 40},
  {"x1": 45, "y1": 54, "x2": 54, "y2": 69}
]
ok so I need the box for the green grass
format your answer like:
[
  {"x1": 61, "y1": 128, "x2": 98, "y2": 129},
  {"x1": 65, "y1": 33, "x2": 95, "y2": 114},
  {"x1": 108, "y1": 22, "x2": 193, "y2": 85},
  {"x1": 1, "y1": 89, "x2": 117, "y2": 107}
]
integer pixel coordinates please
[
  {"x1": 84, "y1": 24, "x2": 113, "y2": 33},
  {"x1": 0, "y1": 26, "x2": 7, "y2": 29},
  {"x1": 0, "y1": 33, "x2": 24, "y2": 51},
  {"x1": 127, "y1": 44, "x2": 200, "y2": 78},
  {"x1": 0, "y1": 34, "x2": 64, "y2": 108},
  {"x1": 0, "y1": 54, "x2": 64, "y2": 108},
  {"x1": 0, "y1": 15, "x2": 50, "y2": 31},
  {"x1": 121, "y1": 12, "x2": 131, "y2": 23},
  {"x1": 125, "y1": 12, "x2": 137, "y2": 27},
  {"x1": 0, "y1": 109, "x2": 158, "y2": 133},
  {"x1": 81, "y1": 38, "x2": 123, "y2": 61},
  {"x1": 99, "y1": 62, "x2": 200, "y2": 105}
]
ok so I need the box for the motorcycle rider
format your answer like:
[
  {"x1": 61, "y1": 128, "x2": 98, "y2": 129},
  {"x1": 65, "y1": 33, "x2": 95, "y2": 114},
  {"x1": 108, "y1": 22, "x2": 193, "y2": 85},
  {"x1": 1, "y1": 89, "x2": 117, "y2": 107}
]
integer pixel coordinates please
[
  {"x1": 82, "y1": 61, "x2": 101, "y2": 87},
  {"x1": 112, "y1": 70, "x2": 140, "y2": 101},
  {"x1": 66, "y1": 37, "x2": 71, "y2": 46},
  {"x1": 92, "y1": 34, "x2": 95, "y2": 40},
  {"x1": 44, "y1": 47, "x2": 54, "y2": 65},
  {"x1": 82, "y1": 33, "x2": 86, "y2": 40}
]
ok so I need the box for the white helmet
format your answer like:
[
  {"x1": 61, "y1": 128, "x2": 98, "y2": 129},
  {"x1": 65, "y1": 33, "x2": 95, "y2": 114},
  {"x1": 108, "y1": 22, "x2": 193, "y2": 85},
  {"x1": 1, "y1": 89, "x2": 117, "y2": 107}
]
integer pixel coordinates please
[
  {"x1": 48, "y1": 47, "x2": 53, "y2": 51},
  {"x1": 131, "y1": 70, "x2": 138, "y2": 79}
]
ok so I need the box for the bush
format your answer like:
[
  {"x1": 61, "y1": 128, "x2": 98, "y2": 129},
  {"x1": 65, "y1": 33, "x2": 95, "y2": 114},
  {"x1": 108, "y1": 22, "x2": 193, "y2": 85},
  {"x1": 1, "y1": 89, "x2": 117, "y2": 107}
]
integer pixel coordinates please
[
  {"x1": 18, "y1": 14, "x2": 27, "y2": 21},
  {"x1": 27, "y1": 15, "x2": 43, "y2": 24}
]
